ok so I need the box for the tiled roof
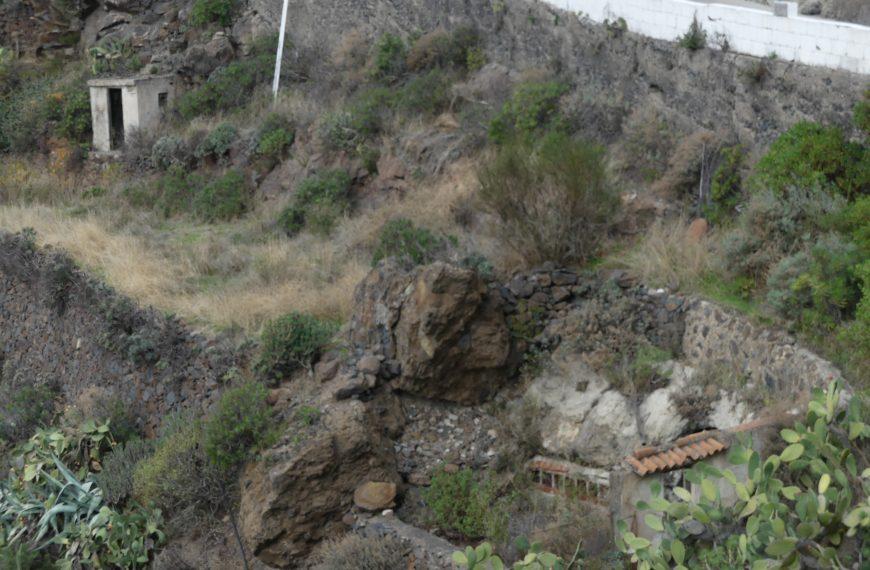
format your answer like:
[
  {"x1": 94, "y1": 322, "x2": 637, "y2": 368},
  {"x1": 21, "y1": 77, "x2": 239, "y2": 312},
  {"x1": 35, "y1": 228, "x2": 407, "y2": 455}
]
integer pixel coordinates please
[{"x1": 626, "y1": 431, "x2": 729, "y2": 476}]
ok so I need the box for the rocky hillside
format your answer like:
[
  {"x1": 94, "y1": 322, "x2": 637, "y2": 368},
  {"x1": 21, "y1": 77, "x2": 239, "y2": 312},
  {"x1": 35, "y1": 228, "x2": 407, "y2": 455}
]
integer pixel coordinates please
[{"x1": 0, "y1": 0, "x2": 867, "y2": 568}]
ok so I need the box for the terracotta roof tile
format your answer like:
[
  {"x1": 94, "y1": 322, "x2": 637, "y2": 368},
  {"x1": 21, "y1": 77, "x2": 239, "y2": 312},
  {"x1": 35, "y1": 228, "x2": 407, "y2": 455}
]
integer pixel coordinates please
[{"x1": 625, "y1": 431, "x2": 730, "y2": 476}]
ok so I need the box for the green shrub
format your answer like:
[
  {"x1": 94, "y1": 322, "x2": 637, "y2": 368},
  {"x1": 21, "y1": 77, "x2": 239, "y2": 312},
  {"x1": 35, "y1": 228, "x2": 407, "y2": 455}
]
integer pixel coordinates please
[
  {"x1": 423, "y1": 468, "x2": 497, "y2": 538},
  {"x1": 0, "y1": 543, "x2": 49, "y2": 570},
  {"x1": 312, "y1": 533, "x2": 409, "y2": 570},
  {"x1": 132, "y1": 420, "x2": 228, "y2": 516},
  {"x1": 406, "y1": 27, "x2": 482, "y2": 72},
  {"x1": 752, "y1": 121, "x2": 868, "y2": 199},
  {"x1": 0, "y1": 382, "x2": 57, "y2": 443},
  {"x1": 204, "y1": 381, "x2": 274, "y2": 471},
  {"x1": 678, "y1": 17, "x2": 707, "y2": 51},
  {"x1": 489, "y1": 81, "x2": 569, "y2": 144},
  {"x1": 854, "y1": 89, "x2": 870, "y2": 135},
  {"x1": 151, "y1": 135, "x2": 188, "y2": 170},
  {"x1": 256, "y1": 312, "x2": 338, "y2": 381},
  {"x1": 277, "y1": 169, "x2": 352, "y2": 236},
  {"x1": 371, "y1": 218, "x2": 444, "y2": 266},
  {"x1": 478, "y1": 132, "x2": 620, "y2": 265},
  {"x1": 177, "y1": 49, "x2": 274, "y2": 120},
  {"x1": 256, "y1": 113, "x2": 295, "y2": 162},
  {"x1": 766, "y1": 233, "x2": 862, "y2": 328},
  {"x1": 720, "y1": 186, "x2": 845, "y2": 282},
  {"x1": 705, "y1": 143, "x2": 744, "y2": 223},
  {"x1": 190, "y1": 0, "x2": 237, "y2": 26},
  {"x1": 320, "y1": 87, "x2": 394, "y2": 152},
  {"x1": 370, "y1": 33, "x2": 407, "y2": 82},
  {"x1": 839, "y1": 260, "x2": 869, "y2": 358},
  {"x1": 193, "y1": 169, "x2": 248, "y2": 222},
  {"x1": 96, "y1": 439, "x2": 155, "y2": 505},
  {"x1": 88, "y1": 38, "x2": 141, "y2": 75},
  {"x1": 53, "y1": 85, "x2": 91, "y2": 143},
  {"x1": 194, "y1": 122, "x2": 238, "y2": 163},
  {"x1": 155, "y1": 165, "x2": 204, "y2": 218},
  {"x1": 396, "y1": 69, "x2": 453, "y2": 116}
]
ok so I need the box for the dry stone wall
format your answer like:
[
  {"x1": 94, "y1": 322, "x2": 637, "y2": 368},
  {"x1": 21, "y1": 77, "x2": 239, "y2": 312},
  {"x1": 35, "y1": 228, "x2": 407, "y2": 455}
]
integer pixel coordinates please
[{"x1": 0, "y1": 231, "x2": 236, "y2": 435}]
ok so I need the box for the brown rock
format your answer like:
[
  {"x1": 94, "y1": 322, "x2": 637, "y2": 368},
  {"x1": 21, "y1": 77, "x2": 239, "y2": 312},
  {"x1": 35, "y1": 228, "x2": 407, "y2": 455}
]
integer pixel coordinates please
[
  {"x1": 239, "y1": 400, "x2": 400, "y2": 567},
  {"x1": 442, "y1": 463, "x2": 460, "y2": 474},
  {"x1": 266, "y1": 387, "x2": 292, "y2": 407},
  {"x1": 348, "y1": 261, "x2": 515, "y2": 404},
  {"x1": 408, "y1": 472, "x2": 432, "y2": 486},
  {"x1": 315, "y1": 358, "x2": 340, "y2": 382},
  {"x1": 551, "y1": 287, "x2": 571, "y2": 303},
  {"x1": 357, "y1": 354, "x2": 381, "y2": 375},
  {"x1": 687, "y1": 218, "x2": 709, "y2": 242},
  {"x1": 354, "y1": 481, "x2": 398, "y2": 511}
]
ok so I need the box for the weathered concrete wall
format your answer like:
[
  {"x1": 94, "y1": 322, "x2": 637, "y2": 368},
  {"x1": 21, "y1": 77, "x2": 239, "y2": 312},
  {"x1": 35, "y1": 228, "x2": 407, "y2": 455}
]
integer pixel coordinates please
[
  {"x1": 0, "y1": 231, "x2": 237, "y2": 435},
  {"x1": 555, "y1": 0, "x2": 870, "y2": 74},
  {"x1": 682, "y1": 300, "x2": 843, "y2": 394}
]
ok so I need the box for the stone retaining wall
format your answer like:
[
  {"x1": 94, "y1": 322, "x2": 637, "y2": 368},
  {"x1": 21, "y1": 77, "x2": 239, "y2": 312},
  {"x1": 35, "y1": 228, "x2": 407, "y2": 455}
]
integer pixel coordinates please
[{"x1": 0, "y1": 231, "x2": 236, "y2": 435}]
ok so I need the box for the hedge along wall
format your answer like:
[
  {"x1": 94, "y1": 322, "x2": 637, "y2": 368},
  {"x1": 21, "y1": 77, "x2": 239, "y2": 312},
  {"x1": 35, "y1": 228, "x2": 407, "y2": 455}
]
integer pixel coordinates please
[
  {"x1": 0, "y1": 231, "x2": 237, "y2": 437},
  {"x1": 551, "y1": 0, "x2": 870, "y2": 75}
]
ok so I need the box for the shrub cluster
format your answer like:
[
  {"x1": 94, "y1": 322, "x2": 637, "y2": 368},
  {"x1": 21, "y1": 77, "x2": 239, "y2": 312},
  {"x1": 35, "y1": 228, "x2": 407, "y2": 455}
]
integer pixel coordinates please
[
  {"x1": 277, "y1": 169, "x2": 353, "y2": 236},
  {"x1": 194, "y1": 122, "x2": 238, "y2": 164},
  {"x1": 0, "y1": 381, "x2": 57, "y2": 443},
  {"x1": 479, "y1": 132, "x2": 620, "y2": 265},
  {"x1": 312, "y1": 533, "x2": 409, "y2": 570},
  {"x1": 203, "y1": 381, "x2": 274, "y2": 471},
  {"x1": 255, "y1": 113, "x2": 295, "y2": 164},
  {"x1": 190, "y1": 0, "x2": 237, "y2": 27},
  {"x1": 177, "y1": 46, "x2": 274, "y2": 119},
  {"x1": 678, "y1": 17, "x2": 707, "y2": 51},
  {"x1": 423, "y1": 468, "x2": 498, "y2": 539},
  {"x1": 489, "y1": 81, "x2": 569, "y2": 144},
  {"x1": 256, "y1": 312, "x2": 338, "y2": 382},
  {"x1": 151, "y1": 135, "x2": 189, "y2": 171},
  {"x1": 371, "y1": 217, "x2": 444, "y2": 267},
  {"x1": 193, "y1": 169, "x2": 249, "y2": 222},
  {"x1": 145, "y1": 166, "x2": 248, "y2": 222},
  {"x1": 370, "y1": 33, "x2": 407, "y2": 82},
  {"x1": 406, "y1": 27, "x2": 483, "y2": 73},
  {"x1": 751, "y1": 121, "x2": 868, "y2": 199}
]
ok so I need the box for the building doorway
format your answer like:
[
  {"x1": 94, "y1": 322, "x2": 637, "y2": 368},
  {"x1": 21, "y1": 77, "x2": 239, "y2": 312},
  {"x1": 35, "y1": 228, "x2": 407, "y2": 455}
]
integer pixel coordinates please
[{"x1": 108, "y1": 88, "x2": 124, "y2": 150}]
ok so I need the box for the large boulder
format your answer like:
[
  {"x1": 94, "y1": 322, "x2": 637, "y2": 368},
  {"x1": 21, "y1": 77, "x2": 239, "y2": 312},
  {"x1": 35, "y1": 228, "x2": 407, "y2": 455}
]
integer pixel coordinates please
[
  {"x1": 238, "y1": 400, "x2": 400, "y2": 567},
  {"x1": 348, "y1": 261, "x2": 514, "y2": 404}
]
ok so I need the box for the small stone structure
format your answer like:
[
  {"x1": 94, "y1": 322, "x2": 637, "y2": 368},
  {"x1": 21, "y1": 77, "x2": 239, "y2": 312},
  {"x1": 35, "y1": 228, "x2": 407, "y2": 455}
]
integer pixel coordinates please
[{"x1": 87, "y1": 75, "x2": 176, "y2": 152}]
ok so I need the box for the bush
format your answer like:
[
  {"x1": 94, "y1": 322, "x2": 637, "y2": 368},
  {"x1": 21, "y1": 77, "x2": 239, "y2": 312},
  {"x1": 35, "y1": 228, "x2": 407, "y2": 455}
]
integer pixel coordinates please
[
  {"x1": 478, "y1": 132, "x2": 620, "y2": 265},
  {"x1": 190, "y1": 0, "x2": 237, "y2": 27},
  {"x1": 155, "y1": 165, "x2": 205, "y2": 218},
  {"x1": 204, "y1": 381, "x2": 274, "y2": 472},
  {"x1": 370, "y1": 33, "x2": 407, "y2": 82},
  {"x1": 396, "y1": 69, "x2": 453, "y2": 116},
  {"x1": 752, "y1": 121, "x2": 868, "y2": 199},
  {"x1": 678, "y1": 17, "x2": 707, "y2": 50},
  {"x1": 705, "y1": 143, "x2": 744, "y2": 223},
  {"x1": 312, "y1": 533, "x2": 409, "y2": 570},
  {"x1": 320, "y1": 87, "x2": 393, "y2": 152},
  {"x1": 0, "y1": 543, "x2": 49, "y2": 570},
  {"x1": 406, "y1": 27, "x2": 482, "y2": 72},
  {"x1": 720, "y1": 186, "x2": 845, "y2": 282},
  {"x1": 371, "y1": 218, "x2": 444, "y2": 266},
  {"x1": 766, "y1": 233, "x2": 862, "y2": 328},
  {"x1": 0, "y1": 382, "x2": 57, "y2": 443},
  {"x1": 423, "y1": 468, "x2": 497, "y2": 538},
  {"x1": 256, "y1": 312, "x2": 338, "y2": 381},
  {"x1": 194, "y1": 122, "x2": 238, "y2": 164},
  {"x1": 256, "y1": 113, "x2": 295, "y2": 162},
  {"x1": 193, "y1": 169, "x2": 248, "y2": 222},
  {"x1": 489, "y1": 81, "x2": 569, "y2": 144},
  {"x1": 151, "y1": 135, "x2": 188, "y2": 170},
  {"x1": 52, "y1": 85, "x2": 91, "y2": 143},
  {"x1": 132, "y1": 420, "x2": 229, "y2": 517},
  {"x1": 177, "y1": 48, "x2": 274, "y2": 120},
  {"x1": 96, "y1": 438, "x2": 155, "y2": 505},
  {"x1": 277, "y1": 169, "x2": 352, "y2": 236},
  {"x1": 855, "y1": 90, "x2": 870, "y2": 135}
]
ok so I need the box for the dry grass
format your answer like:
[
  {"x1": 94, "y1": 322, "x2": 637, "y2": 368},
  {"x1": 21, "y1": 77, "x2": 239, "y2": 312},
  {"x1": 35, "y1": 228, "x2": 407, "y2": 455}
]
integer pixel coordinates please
[
  {"x1": 0, "y1": 155, "x2": 480, "y2": 335},
  {"x1": 615, "y1": 217, "x2": 715, "y2": 291}
]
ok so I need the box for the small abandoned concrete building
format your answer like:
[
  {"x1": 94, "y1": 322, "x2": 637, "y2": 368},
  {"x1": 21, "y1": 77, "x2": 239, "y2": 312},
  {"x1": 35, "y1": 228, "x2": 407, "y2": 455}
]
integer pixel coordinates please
[{"x1": 87, "y1": 75, "x2": 176, "y2": 152}]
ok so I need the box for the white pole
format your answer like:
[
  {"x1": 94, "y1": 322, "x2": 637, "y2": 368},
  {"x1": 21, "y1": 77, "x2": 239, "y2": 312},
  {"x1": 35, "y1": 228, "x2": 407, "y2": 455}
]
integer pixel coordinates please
[{"x1": 272, "y1": 0, "x2": 290, "y2": 100}]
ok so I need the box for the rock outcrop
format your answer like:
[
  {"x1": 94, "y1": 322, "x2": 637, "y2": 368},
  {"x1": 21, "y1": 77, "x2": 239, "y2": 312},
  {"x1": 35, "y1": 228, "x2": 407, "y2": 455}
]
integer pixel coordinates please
[
  {"x1": 346, "y1": 260, "x2": 514, "y2": 404},
  {"x1": 238, "y1": 399, "x2": 400, "y2": 567}
]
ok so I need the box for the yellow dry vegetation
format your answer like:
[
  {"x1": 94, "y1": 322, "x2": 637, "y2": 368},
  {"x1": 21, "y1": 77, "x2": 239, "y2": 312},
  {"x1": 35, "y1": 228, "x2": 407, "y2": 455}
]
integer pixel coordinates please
[{"x1": 0, "y1": 158, "x2": 481, "y2": 335}]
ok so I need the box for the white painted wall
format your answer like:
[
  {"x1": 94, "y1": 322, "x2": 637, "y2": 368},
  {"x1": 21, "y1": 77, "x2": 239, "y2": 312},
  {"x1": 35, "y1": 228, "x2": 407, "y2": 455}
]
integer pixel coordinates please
[{"x1": 548, "y1": 0, "x2": 870, "y2": 75}]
